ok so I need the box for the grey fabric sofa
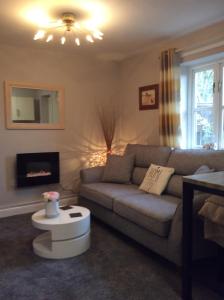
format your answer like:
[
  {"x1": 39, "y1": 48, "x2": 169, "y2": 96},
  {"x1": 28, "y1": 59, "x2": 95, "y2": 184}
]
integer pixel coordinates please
[{"x1": 79, "y1": 144, "x2": 224, "y2": 265}]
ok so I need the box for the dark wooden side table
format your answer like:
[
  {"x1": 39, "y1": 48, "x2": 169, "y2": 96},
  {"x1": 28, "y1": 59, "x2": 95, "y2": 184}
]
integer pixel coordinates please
[{"x1": 182, "y1": 171, "x2": 224, "y2": 300}]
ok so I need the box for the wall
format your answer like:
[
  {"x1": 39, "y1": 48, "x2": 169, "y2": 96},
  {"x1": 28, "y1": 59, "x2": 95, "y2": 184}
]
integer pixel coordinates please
[
  {"x1": 0, "y1": 44, "x2": 120, "y2": 209},
  {"x1": 1, "y1": 20, "x2": 224, "y2": 211},
  {"x1": 118, "y1": 20, "x2": 224, "y2": 148}
]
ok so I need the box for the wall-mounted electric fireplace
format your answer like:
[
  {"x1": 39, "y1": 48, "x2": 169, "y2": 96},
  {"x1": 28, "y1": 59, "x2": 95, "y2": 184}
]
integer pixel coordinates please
[{"x1": 16, "y1": 152, "x2": 59, "y2": 187}]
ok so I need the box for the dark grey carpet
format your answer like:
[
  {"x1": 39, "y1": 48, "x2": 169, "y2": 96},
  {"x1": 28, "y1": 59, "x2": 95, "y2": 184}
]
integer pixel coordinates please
[{"x1": 0, "y1": 214, "x2": 223, "y2": 300}]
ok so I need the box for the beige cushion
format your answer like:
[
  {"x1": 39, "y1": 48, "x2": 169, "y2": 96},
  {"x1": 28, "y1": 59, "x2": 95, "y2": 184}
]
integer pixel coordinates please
[
  {"x1": 139, "y1": 164, "x2": 175, "y2": 195},
  {"x1": 199, "y1": 196, "x2": 224, "y2": 226}
]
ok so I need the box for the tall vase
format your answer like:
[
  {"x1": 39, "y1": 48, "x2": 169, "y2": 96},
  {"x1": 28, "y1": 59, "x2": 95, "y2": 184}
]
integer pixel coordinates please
[
  {"x1": 106, "y1": 148, "x2": 112, "y2": 160},
  {"x1": 45, "y1": 200, "x2": 60, "y2": 218}
]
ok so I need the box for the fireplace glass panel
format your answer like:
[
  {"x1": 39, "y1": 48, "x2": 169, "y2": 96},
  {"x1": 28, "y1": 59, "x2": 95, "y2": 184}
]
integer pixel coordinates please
[
  {"x1": 17, "y1": 152, "x2": 59, "y2": 187},
  {"x1": 26, "y1": 162, "x2": 52, "y2": 178}
]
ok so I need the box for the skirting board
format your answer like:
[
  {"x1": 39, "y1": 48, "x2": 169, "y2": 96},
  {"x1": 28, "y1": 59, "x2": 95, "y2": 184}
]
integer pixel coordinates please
[{"x1": 0, "y1": 195, "x2": 78, "y2": 218}]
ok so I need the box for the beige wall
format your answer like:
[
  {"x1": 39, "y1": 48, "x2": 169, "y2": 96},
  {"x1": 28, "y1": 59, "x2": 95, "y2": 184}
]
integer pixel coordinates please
[
  {"x1": 0, "y1": 44, "x2": 120, "y2": 209},
  {"x1": 118, "y1": 20, "x2": 224, "y2": 148},
  {"x1": 1, "y1": 20, "x2": 224, "y2": 210}
]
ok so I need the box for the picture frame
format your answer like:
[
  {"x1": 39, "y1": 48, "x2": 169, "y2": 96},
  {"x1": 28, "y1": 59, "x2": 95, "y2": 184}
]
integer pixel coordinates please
[{"x1": 139, "y1": 84, "x2": 159, "y2": 110}]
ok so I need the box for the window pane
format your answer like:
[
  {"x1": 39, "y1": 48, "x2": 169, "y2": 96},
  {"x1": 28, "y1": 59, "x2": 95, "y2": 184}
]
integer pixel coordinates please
[
  {"x1": 194, "y1": 110, "x2": 215, "y2": 147},
  {"x1": 194, "y1": 69, "x2": 214, "y2": 107},
  {"x1": 222, "y1": 110, "x2": 224, "y2": 149},
  {"x1": 223, "y1": 66, "x2": 224, "y2": 105}
]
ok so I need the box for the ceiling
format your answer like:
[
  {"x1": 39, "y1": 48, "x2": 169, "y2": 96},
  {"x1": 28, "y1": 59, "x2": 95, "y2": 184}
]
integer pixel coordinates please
[{"x1": 0, "y1": 0, "x2": 224, "y2": 60}]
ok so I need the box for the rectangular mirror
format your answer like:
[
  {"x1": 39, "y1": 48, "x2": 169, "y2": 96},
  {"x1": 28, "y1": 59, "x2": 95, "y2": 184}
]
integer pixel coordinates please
[{"x1": 4, "y1": 81, "x2": 65, "y2": 129}]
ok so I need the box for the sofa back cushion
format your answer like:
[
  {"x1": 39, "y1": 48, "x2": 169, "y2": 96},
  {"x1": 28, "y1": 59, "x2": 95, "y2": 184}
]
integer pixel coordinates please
[
  {"x1": 132, "y1": 167, "x2": 148, "y2": 185},
  {"x1": 165, "y1": 164, "x2": 216, "y2": 198},
  {"x1": 125, "y1": 144, "x2": 172, "y2": 168},
  {"x1": 102, "y1": 154, "x2": 135, "y2": 183},
  {"x1": 167, "y1": 149, "x2": 224, "y2": 175},
  {"x1": 165, "y1": 175, "x2": 183, "y2": 198}
]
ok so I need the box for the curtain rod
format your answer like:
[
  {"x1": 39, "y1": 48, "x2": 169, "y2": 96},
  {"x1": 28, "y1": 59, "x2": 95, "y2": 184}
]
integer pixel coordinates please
[{"x1": 175, "y1": 39, "x2": 224, "y2": 57}]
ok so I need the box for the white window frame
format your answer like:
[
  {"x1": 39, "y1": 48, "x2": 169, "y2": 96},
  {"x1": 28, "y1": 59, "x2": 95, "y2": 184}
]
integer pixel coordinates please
[
  {"x1": 186, "y1": 59, "x2": 224, "y2": 149},
  {"x1": 219, "y1": 62, "x2": 224, "y2": 149}
]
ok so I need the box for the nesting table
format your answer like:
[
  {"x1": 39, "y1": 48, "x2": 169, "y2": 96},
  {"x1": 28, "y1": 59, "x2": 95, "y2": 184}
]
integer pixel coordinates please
[
  {"x1": 32, "y1": 205, "x2": 90, "y2": 259},
  {"x1": 182, "y1": 171, "x2": 224, "y2": 300}
]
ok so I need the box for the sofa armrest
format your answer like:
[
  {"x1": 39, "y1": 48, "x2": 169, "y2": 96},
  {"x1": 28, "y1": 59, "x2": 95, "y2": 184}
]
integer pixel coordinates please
[
  {"x1": 169, "y1": 193, "x2": 210, "y2": 243},
  {"x1": 169, "y1": 202, "x2": 182, "y2": 243},
  {"x1": 80, "y1": 166, "x2": 105, "y2": 184}
]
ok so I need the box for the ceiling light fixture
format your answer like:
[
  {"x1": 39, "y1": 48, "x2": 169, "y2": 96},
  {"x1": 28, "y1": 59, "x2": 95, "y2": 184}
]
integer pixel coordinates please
[{"x1": 33, "y1": 12, "x2": 104, "y2": 46}]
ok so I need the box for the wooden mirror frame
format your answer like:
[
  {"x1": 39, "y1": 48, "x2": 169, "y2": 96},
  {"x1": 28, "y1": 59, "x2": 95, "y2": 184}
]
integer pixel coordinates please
[{"x1": 4, "y1": 81, "x2": 65, "y2": 129}]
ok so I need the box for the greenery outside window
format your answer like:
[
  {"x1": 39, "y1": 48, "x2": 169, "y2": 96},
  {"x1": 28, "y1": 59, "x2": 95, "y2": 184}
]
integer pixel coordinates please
[{"x1": 183, "y1": 58, "x2": 224, "y2": 149}]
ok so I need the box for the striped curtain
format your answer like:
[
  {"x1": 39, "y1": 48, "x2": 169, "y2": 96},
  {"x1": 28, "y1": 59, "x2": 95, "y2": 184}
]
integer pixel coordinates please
[{"x1": 159, "y1": 49, "x2": 181, "y2": 148}]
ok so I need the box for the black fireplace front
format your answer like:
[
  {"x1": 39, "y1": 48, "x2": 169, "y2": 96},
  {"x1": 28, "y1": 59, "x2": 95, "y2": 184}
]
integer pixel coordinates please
[{"x1": 16, "y1": 152, "x2": 59, "y2": 187}]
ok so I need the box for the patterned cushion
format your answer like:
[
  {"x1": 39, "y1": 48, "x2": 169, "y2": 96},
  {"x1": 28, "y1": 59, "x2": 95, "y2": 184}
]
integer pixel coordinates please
[
  {"x1": 102, "y1": 154, "x2": 135, "y2": 183},
  {"x1": 139, "y1": 164, "x2": 175, "y2": 195}
]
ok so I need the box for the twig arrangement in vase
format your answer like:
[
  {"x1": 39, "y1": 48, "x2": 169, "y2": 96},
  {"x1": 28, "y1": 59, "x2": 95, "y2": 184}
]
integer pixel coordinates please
[{"x1": 97, "y1": 103, "x2": 119, "y2": 155}]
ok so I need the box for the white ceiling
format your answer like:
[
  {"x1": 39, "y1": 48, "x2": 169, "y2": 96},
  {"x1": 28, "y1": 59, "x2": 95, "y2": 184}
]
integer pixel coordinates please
[{"x1": 0, "y1": 0, "x2": 224, "y2": 60}]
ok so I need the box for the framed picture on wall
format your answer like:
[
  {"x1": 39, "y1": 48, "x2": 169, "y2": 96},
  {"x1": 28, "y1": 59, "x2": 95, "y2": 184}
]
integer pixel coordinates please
[{"x1": 139, "y1": 84, "x2": 159, "y2": 110}]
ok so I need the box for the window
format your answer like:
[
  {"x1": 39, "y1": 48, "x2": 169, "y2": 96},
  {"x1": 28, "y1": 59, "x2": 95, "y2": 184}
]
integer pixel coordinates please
[{"x1": 182, "y1": 57, "x2": 224, "y2": 149}]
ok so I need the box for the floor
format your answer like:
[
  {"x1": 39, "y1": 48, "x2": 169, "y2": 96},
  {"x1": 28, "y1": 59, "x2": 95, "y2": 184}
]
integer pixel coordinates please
[{"x1": 0, "y1": 213, "x2": 223, "y2": 300}]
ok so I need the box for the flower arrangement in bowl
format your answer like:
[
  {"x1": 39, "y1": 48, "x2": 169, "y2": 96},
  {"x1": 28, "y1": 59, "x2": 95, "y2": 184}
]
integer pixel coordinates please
[{"x1": 42, "y1": 191, "x2": 60, "y2": 218}]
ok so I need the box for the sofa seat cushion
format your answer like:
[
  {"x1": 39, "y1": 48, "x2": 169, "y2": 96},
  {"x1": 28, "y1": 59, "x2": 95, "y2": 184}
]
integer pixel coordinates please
[
  {"x1": 79, "y1": 183, "x2": 144, "y2": 210},
  {"x1": 113, "y1": 193, "x2": 180, "y2": 237}
]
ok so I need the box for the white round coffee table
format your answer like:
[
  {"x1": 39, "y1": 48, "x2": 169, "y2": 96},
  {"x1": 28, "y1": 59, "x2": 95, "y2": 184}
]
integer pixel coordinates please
[{"x1": 32, "y1": 206, "x2": 90, "y2": 259}]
